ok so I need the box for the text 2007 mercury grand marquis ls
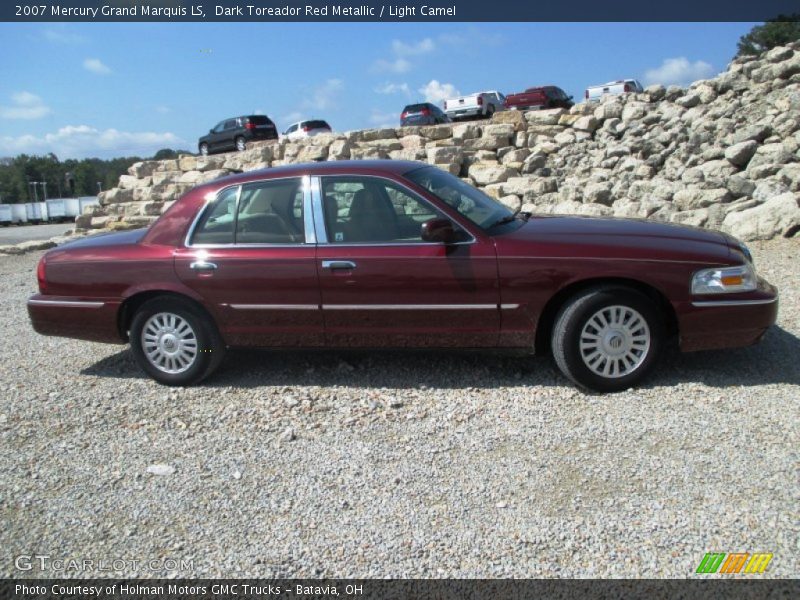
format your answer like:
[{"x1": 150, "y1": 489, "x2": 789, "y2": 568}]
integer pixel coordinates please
[{"x1": 27, "y1": 160, "x2": 778, "y2": 392}]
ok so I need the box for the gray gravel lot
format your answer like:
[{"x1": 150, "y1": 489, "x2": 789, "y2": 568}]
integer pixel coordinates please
[
  {"x1": 0, "y1": 223, "x2": 72, "y2": 245},
  {"x1": 1, "y1": 240, "x2": 798, "y2": 578}
]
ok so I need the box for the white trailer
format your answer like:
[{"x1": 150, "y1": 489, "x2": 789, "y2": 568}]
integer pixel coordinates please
[
  {"x1": 11, "y1": 204, "x2": 27, "y2": 224},
  {"x1": 78, "y1": 196, "x2": 99, "y2": 214},
  {"x1": 46, "y1": 198, "x2": 67, "y2": 221},
  {"x1": 0, "y1": 204, "x2": 12, "y2": 225},
  {"x1": 25, "y1": 202, "x2": 47, "y2": 223},
  {"x1": 64, "y1": 198, "x2": 82, "y2": 219}
]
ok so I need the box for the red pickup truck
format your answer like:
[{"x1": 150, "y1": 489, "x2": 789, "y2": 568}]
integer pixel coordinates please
[{"x1": 504, "y1": 86, "x2": 574, "y2": 111}]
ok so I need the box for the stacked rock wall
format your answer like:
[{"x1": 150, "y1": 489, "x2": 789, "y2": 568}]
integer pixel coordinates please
[{"x1": 79, "y1": 42, "x2": 800, "y2": 241}]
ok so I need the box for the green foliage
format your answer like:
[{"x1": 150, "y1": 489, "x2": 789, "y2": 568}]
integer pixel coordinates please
[
  {"x1": 0, "y1": 149, "x2": 188, "y2": 204},
  {"x1": 736, "y1": 15, "x2": 800, "y2": 57}
]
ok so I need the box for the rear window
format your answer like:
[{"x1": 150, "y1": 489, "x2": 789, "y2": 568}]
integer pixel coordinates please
[
  {"x1": 303, "y1": 120, "x2": 330, "y2": 129},
  {"x1": 246, "y1": 115, "x2": 275, "y2": 126},
  {"x1": 403, "y1": 104, "x2": 428, "y2": 112}
]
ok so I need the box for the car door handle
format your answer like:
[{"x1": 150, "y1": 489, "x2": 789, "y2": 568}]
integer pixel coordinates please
[
  {"x1": 322, "y1": 260, "x2": 356, "y2": 270},
  {"x1": 190, "y1": 260, "x2": 218, "y2": 271}
]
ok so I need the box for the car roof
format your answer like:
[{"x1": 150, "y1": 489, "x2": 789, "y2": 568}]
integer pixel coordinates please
[{"x1": 197, "y1": 159, "x2": 428, "y2": 190}]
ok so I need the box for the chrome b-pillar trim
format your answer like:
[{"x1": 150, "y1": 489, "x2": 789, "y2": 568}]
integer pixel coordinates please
[{"x1": 309, "y1": 176, "x2": 328, "y2": 244}]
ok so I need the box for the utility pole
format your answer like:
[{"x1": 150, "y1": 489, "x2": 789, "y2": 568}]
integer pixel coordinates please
[{"x1": 41, "y1": 182, "x2": 47, "y2": 201}]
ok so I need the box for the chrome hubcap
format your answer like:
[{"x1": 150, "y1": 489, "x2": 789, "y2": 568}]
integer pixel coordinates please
[
  {"x1": 141, "y1": 312, "x2": 198, "y2": 374},
  {"x1": 579, "y1": 305, "x2": 650, "y2": 379}
]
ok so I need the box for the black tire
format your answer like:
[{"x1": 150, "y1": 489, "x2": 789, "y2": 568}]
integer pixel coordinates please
[
  {"x1": 130, "y1": 297, "x2": 225, "y2": 386},
  {"x1": 199, "y1": 143, "x2": 209, "y2": 156},
  {"x1": 486, "y1": 105, "x2": 496, "y2": 118},
  {"x1": 551, "y1": 286, "x2": 663, "y2": 393},
  {"x1": 235, "y1": 136, "x2": 246, "y2": 152}
]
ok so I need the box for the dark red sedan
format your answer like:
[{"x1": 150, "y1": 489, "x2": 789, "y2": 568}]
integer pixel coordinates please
[{"x1": 27, "y1": 161, "x2": 778, "y2": 392}]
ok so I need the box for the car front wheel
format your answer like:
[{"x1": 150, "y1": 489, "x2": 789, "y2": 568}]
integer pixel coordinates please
[
  {"x1": 235, "y1": 136, "x2": 246, "y2": 152},
  {"x1": 551, "y1": 287, "x2": 663, "y2": 392},
  {"x1": 130, "y1": 297, "x2": 225, "y2": 386},
  {"x1": 199, "y1": 142, "x2": 209, "y2": 156}
]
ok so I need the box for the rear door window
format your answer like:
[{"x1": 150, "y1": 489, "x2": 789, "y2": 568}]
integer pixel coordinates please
[
  {"x1": 223, "y1": 119, "x2": 237, "y2": 130},
  {"x1": 235, "y1": 179, "x2": 305, "y2": 244},
  {"x1": 191, "y1": 187, "x2": 238, "y2": 245}
]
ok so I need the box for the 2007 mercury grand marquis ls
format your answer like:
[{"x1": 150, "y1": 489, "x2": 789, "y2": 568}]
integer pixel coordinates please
[{"x1": 28, "y1": 160, "x2": 778, "y2": 392}]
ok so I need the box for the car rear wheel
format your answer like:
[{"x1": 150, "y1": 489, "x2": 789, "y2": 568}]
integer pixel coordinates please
[
  {"x1": 235, "y1": 136, "x2": 246, "y2": 152},
  {"x1": 130, "y1": 297, "x2": 225, "y2": 386},
  {"x1": 551, "y1": 287, "x2": 663, "y2": 392},
  {"x1": 199, "y1": 143, "x2": 209, "y2": 156}
]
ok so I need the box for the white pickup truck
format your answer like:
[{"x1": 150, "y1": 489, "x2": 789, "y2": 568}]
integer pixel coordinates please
[
  {"x1": 584, "y1": 79, "x2": 643, "y2": 102},
  {"x1": 443, "y1": 91, "x2": 506, "y2": 120}
]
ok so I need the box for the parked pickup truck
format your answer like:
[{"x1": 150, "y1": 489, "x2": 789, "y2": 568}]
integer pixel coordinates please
[
  {"x1": 585, "y1": 79, "x2": 643, "y2": 102},
  {"x1": 443, "y1": 91, "x2": 505, "y2": 120},
  {"x1": 504, "y1": 86, "x2": 574, "y2": 111}
]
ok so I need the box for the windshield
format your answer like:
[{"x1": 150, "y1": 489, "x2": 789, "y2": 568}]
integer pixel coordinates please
[{"x1": 406, "y1": 166, "x2": 514, "y2": 229}]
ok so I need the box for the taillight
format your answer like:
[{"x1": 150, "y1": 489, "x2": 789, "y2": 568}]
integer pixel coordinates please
[
  {"x1": 245, "y1": 122, "x2": 256, "y2": 130},
  {"x1": 401, "y1": 111, "x2": 408, "y2": 120},
  {"x1": 624, "y1": 83, "x2": 632, "y2": 93},
  {"x1": 37, "y1": 255, "x2": 47, "y2": 294},
  {"x1": 421, "y1": 108, "x2": 431, "y2": 116},
  {"x1": 302, "y1": 125, "x2": 310, "y2": 132},
  {"x1": 477, "y1": 96, "x2": 484, "y2": 106}
]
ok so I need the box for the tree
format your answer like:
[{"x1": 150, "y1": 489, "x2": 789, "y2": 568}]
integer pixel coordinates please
[{"x1": 736, "y1": 15, "x2": 800, "y2": 57}]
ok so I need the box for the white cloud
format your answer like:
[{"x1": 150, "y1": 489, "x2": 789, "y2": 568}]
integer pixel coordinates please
[
  {"x1": 0, "y1": 92, "x2": 51, "y2": 120},
  {"x1": 418, "y1": 80, "x2": 460, "y2": 104},
  {"x1": 374, "y1": 82, "x2": 411, "y2": 96},
  {"x1": 41, "y1": 27, "x2": 86, "y2": 44},
  {"x1": 83, "y1": 58, "x2": 112, "y2": 75},
  {"x1": 372, "y1": 37, "x2": 435, "y2": 74},
  {"x1": 302, "y1": 79, "x2": 344, "y2": 112},
  {"x1": 155, "y1": 105, "x2": 171, "y2": 114},
  {"x1": 372, "y1": 57, "x2": 411, "y2": 74},
  {"x1": 391, "y1": 38, "x2": 435, "y2": 57},
  {"x1": 644, "y1": 57, "x2": 714, "y2": 86},
  {"x1": 0, "y1": 125, "x2": 184, "y2": 160},
  {"x1": 369, "y1": 109, "x2": 399, "y2": 129},
  {"x1": 282, "y1": 111, "x2": 305, "y2": 126}
]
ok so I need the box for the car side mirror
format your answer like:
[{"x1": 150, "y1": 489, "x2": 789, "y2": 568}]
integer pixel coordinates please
[{"x1": 421, "y1": 217, "x2": 458, "y2": 244}]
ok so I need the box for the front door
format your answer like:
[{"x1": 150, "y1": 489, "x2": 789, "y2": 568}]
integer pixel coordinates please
[
  {"x1": 174, "y1": 177, "x2": 323, "y2": 347},
  {"x1": 314, "y1": 175, "x2": 500, "y2": 347}
]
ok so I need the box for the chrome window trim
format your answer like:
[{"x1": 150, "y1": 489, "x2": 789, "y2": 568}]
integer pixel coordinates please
[
  {"x1": 313, "y1": 173, "x2": 477, "y2": 247},
  {"x1": 184, "y1": 175, "x2": 312, "y2": 249},
  {"x1": 691, "y1": 297, "x2": 777, "y2": 308},
  {"x1": 302, "y1": 175, "x2": 316, "y2": 244},
  {"x1": 28, "y1": 299, "x2": 105, "y2": 308},
  {"x1": 310, "y1": 176, "x2": 328, "y2": 244}
]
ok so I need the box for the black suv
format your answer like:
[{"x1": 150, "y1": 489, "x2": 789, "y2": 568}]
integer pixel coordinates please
[
  {"x1": 198, "y1": 115, "x2": 278, "y2": 155},
  {"x1": 400, "y1": 103, "x2": 451, "y2": 127}
]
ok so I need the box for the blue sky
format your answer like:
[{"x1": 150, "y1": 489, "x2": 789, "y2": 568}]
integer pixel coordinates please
[{"x1": 0, "y1": 22, "x2": 756, "y2": 160}]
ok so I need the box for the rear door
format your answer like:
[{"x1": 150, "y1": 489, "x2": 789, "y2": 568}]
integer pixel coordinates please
[
  {"x1": 174, "y1": 177, "x2": 323, "y2": 347},
  {"x1": 314, "y1": 175, "x2": 500, "y2": 348}
]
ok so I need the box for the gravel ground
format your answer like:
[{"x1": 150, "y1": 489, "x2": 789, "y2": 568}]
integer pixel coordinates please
[{"x1": 1, "y1": 240, "x2": 798, "y2": 579}]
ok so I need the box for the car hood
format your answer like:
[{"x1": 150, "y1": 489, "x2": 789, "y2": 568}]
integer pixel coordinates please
[{"x1": 494, "y1": 215, "x2": 732, "y2": 264}]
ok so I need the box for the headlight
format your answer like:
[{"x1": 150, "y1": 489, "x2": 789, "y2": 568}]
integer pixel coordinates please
[{"x1": 691, "y1": 264, "x2": 757, "y2": 295}]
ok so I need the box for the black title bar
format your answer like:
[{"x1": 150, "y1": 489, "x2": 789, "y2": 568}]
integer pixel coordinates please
[
  {"x1": 2, "y1": 579, "x2": 800, "y2": 600},
  {"x1": 4, "y1": 0, "x2": 800, "y2": 22}
]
